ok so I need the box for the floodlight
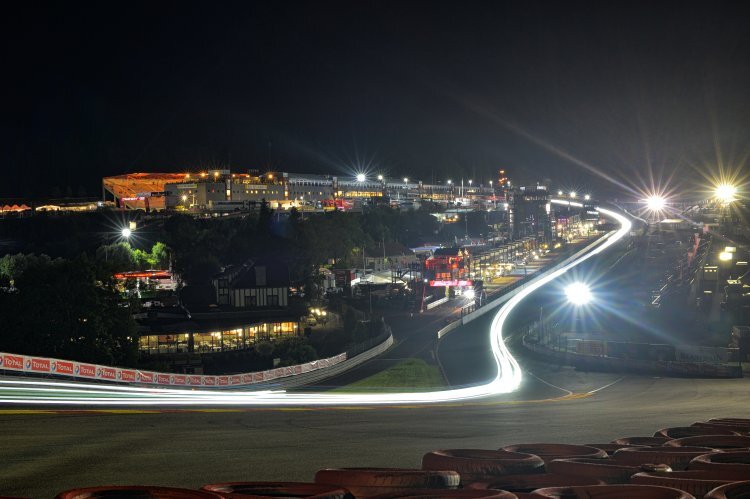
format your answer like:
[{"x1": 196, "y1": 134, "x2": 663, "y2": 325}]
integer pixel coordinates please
[
  {"x1": 646, "y1": 195, "x2": 666, "y2": 211},
  {"x1": 564, "y1": 282, "x2": 592, "y2": 306},
  {"x1": 715, "y1": 183, "x2": 737, "y2": 203},
  {"x1": 121, "y1": 228, "x2": 132, "y2": 239},
  {"x1": 356, "y1": 173, "x2": 366, "y2": 182}
]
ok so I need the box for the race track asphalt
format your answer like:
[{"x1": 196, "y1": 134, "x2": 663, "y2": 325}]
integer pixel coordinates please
[
  {"x1": 3, "y1": 353, "x2": 749, "y2": 497},
  {"x1": 4, "y1": 237, "x2": 749, "y2": 497}
]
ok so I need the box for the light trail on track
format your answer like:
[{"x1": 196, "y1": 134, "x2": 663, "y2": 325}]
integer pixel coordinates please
[{"x1": 0, "y1": 205, "x2": 631, "y2": 407}]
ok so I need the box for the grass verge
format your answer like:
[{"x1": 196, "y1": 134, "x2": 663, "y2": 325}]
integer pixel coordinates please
[{"x1": 333, "y1": 358, "x2": 446, "y2": 392}]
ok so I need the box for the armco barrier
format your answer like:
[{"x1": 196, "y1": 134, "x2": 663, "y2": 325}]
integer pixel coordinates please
[
  {"x1": 426, "y1": 297, "x2": 449, "y2": 310},
  {"x1": 522, "y1": 338, "x2": 743, "y2": 378},
  {"x1": 0, "y1": 331, "x2": 396, "y2": 390},
  {"x1": 250, "y1": 333, "x2": 395, "y2": 389},
  {"x1": 0, "y1": 350, "x2": 345, "y2": 389}
]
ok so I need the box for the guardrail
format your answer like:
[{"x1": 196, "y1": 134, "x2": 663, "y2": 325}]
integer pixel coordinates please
[
  {"x1": 426, "y1": 297, "x2": 449, "y2": 310},
  {"x1": 0, "y1": 351, "x2": 348, "y2": 388},
  {"x1": 0, "y1": 328, "x2": 397, "y2": 390},
  {"x1": 522, "y1": 336, "x2": 742, "y2": 378},
  {"x1": 253, "y1": 333, "x2": 395, "y2": 390}
]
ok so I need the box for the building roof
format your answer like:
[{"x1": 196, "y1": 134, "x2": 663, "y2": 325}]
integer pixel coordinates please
[
  {"x1": 433, "y1": 247, "x2": 465, "y2": 257},
  {"x1": 230, "y1": 259, "x2": 290, "y2": 288}
]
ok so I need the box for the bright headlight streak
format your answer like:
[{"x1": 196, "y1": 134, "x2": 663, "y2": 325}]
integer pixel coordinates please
[{"x1": 0, "y1": 204, "x2": 630, "y2": 406}]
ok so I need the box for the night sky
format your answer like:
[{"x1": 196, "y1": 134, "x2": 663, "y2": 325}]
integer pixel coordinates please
[{"x1": 2, "y1": 1, "x2": 749, "y2": 199}]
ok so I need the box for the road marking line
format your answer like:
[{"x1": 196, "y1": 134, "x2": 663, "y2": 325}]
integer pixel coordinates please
[
  {"x1": 587, "y1": 377, "x2": 624, "y2": 394},
  {"x1": 525, "y1": 371, "x2": 574, "y2": 396}
]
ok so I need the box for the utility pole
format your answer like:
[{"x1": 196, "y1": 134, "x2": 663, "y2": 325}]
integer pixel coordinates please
[{"x1": 382, "y1": 236, "x2": 386, "y2": 271}]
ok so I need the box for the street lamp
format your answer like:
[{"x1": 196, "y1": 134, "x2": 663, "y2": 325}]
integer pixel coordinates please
[
  {"x1": 557, "y1": 190, "x2": 563, "y2": 196},
  {"x1": 121, "y1": 227, "x2": 132, "y2": 239},
  {"x1": 569, "y1": 191, "x2": 577, "y2": 198},
  {"x1": 377, "y1": 174, "x2": 384, "y2": 181},
  {"x1": 584, "y1": 194, "x2": 591, "y2": 201}
]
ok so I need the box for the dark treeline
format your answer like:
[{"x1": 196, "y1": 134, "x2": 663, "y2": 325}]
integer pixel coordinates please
[
  {"x1": 0, "y1": 254, "x2": 139, "y2": 366},
  {"x1": 0, "y1": 203, "x2": 492, "y2": 363}
]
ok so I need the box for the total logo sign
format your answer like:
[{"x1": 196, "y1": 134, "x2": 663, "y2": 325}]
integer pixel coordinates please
[
  {"x1": 1, "y1": 354, "x2": 24, "y2": 370},
  {"x1": 77, "y1": 364, "x2": 96, "y2": 377},
  {"x1": 99, "y1": 367, "x2": 116, "y2": 380},
  {"x1": 27, "y1": 358, "x2": 51, "y2": 372},
  {"x1": 52, "y1": 360, "x2": 74, "y2": 375}
]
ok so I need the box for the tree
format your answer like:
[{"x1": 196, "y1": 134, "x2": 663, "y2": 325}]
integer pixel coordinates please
[
  {"x1": 150, "y1": 242, "x2": 170, "y2": 269},
  {"x1": 343, "y1": 307, "x2": 359, "y2": 341},
  {"x1": 0, "y1": 253, "x2": 53, "y2": 284},
  {"x1": 95, "y1": 242, "x2": 134, "y2": 270},
  {"x1": 0, "y1": 255, "x2": 138, "y2": 366},
  {"x1": 273, "y1": 337, "x2": 317, "y2": 366}
]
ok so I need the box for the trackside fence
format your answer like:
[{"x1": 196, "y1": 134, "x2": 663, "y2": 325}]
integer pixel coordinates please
[
  {"x1": 521, "y1": 336, "x2": 742, "y2": 378},
  {"x1": 0, "y1": 329, "x2": 395, "y2": 389}
]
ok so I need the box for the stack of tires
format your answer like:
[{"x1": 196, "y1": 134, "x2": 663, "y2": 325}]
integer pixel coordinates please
[{"x1": 42, "y1": 417, "x2": 750, "y2": 499}]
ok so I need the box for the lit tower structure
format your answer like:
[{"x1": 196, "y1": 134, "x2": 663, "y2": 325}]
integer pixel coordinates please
[{"x1": 509, "y1": 183, "x2": 553, "y2": 242}]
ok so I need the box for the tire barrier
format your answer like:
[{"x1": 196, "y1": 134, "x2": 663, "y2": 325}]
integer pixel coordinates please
[
  {"x1": 527, "y1": 484, "x2": 695, "y2": 498},
  {"x1": 692, "y1": 422, "x2": 750, "y2": 436},
  {"x1": 708, "y1": 418, "x2": 750, "y2": 425},
  {"x1": 500, "y1": 444, "x2": 607, "y2": 463},
  {"x1": 315, "y1": 468, "x2": 460, "y2": 498},
  {"x1": 630, "y1": 470, "x2": 750, "y2": 497},
  {"x1": 688, "y1": 451, "x2": 750, "y2": 472},
  {"x1": 704, "y1": 480, "x2": 750, "y2": 499},
  {"x1": 663, "y1": 435, "x2": 750, "y2": 450},
  {"x1": 55, "y1": 486, "x2": 224, "y2": 498},
  {"x1": 421, "y1": 450, "x2": 545, "y2": 484},
  {"x1": 366, "y1": 489, "x2": 518, "y2": 499},
  {"x1": 465, "y1": 474, "x2": 605, "y2": 493},
  {"x1": 545, "y1": 458, "x2": 671, "y2": 484},
  {"x1": 200, "y1": 482, "x2": 353, "y2": 498},
  {"x1": 611, "y1": 437, "x2": 672, "y2": 447},
  {"x1": 584, "y1": 444, "x2": 631, "y2": 455},
  {"x1": 32, "y1": 417, "x2": 750, "y2": 498},
  {"x1": 653, "y1": 427, "x2": 739, "y2": 439},
  {"x1": 612, "y1": 447, "x2": 716, "y2": 471}
]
